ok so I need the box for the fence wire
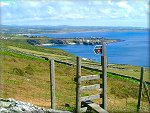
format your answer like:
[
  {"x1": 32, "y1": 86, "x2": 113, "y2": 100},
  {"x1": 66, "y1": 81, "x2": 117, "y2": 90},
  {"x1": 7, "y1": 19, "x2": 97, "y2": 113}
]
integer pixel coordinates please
[{"x1": 1, "y1": 52, "x2": 150, "y2": 112}]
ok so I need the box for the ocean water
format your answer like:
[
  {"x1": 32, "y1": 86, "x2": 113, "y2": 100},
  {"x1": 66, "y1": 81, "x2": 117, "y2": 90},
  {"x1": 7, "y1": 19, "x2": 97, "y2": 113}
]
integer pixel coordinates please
[{"x1": 32, "y1": 31, "x2": 149, "y2": 67}]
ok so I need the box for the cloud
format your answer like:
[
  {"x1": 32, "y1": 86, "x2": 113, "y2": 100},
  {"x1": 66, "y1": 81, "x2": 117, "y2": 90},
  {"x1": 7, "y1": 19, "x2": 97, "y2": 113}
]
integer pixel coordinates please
[
  {"x1": 0, "y1": 2, "x2": 10, "y2": 7},
  {"x1": 117, "y1": 1, "x2": 131, "y2": 9},
  {"x1": 92, "y1": 0, "x2": 102, "y2": 5},
  {"x1": 108, "y1": 0, "x2": 113, "y2": 5},
  {"x1": 100, "y1": 9, "x2": 110, "y2": 14},
  {"x1": 117, "y1": 1, "x2": 133, "y2": 17},
  {"x1": 0, "y1": 0, "x2": 149, "y2": 27},
  {"x1": 48, "y1": 6, "x2": 57, "y2": 15},
  {"x1": 26, "y1": 1, "x2": 40, "y2": 7}
]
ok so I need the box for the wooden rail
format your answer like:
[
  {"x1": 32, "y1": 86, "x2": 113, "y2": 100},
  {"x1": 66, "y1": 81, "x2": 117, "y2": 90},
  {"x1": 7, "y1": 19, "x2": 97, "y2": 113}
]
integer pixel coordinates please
[
  {"x1": 80, "y1": 75, "x2": 102, "y2": 81},
  {"x1": 81, "y1": 101, "x2": 108, "y2": 113},
  {"x1": 80, "y1": 84, "x2": 103, "y2": 91},
  {"x1": 81, "y1": 94, "x2": 103, "y2": 101}
]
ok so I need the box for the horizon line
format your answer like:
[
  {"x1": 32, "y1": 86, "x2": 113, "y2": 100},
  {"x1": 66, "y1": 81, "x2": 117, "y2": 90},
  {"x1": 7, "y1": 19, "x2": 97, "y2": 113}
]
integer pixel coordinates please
[{"x1": 1, "y1": 24, "x2": 148, "y2": 29}]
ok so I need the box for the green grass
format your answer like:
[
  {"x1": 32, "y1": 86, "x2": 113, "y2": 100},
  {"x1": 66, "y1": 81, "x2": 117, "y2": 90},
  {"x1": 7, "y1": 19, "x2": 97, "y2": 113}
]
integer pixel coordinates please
[
  {"x1": 1, "y1": 52, "x2": 150, "y2": 112},
  {"x1": 0, "y1": 49, "x2": 46, "y2": 62},
  {"x1": 1, "y1": 34, "x2": 149, "y2": 81},
  {"x1": 0, "y1": 34, "x2": 150, "y2": 112},
  {"x1": 108, "y1": 64, "x2": 150, "y2": 82},
  {"x1": 0, "y1": 36, "x2": 74, "y2": 57}
]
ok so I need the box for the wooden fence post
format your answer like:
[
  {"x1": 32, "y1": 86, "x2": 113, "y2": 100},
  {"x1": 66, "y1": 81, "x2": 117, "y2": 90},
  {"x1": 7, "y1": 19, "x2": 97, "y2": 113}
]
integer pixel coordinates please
[
  {"x1": 76, "y1": 57, "x2": 81, "y2": 113},
  {"x1": 101, "y1": 42, "x2": 107, "y2": 110},
  {"x1": 143, "y1": 81, "x2": 150, "y2": 104},
  {"x1": 137, "y1": 67, "x2": 144, "y2": 112},
  {"x1": 50, "y1": 59, "x2": 56, "y2": 109}
]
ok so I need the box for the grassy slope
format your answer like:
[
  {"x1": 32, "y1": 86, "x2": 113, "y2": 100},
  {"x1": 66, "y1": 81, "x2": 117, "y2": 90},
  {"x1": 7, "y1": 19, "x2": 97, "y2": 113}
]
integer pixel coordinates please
[
  {"x1": 0, "y1": 34, "x2": 150, "y2": 112},
  {"x1": 7, "y1": 45, "x2": 150, "y2": 82},
  {"x1": 1, "y1": 34, "x2": 149, "y2": 82},
  {"x1": 1, "y1": 52, "x2": 149, "y2": 112},
  {"x1": 0, "y1": 34, "x2": 74, "y2": 57}
]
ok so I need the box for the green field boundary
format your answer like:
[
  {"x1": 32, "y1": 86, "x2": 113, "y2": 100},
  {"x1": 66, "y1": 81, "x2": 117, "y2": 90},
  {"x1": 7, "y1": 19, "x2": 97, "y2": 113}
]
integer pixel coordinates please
[{"x1": 3, "y1": 46, "x2": 150, "y2": 85}]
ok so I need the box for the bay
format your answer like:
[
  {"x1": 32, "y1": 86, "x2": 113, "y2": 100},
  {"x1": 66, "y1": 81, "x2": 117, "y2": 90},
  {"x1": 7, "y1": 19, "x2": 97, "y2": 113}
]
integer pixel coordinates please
[{"x1": 32, "y1": 31, "x2": 149, "y2": 67}]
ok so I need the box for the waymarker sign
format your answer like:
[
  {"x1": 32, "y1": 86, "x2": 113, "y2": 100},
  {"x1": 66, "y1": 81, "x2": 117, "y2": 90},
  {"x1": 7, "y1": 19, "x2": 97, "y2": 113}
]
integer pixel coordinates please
[{"x1": 93, "y1": 45, "x2": 102, "y2": 55}]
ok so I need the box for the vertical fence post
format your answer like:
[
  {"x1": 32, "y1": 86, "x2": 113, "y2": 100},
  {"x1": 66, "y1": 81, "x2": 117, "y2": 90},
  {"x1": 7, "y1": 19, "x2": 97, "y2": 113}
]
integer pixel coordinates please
[
  {"x1": 50, "y1": 59, "x2": 56, "y2": 109},
  {"x1": 101, "y1": 42, "x2": 107, "y2": 110},
  {"x1": 143, "y1": 81, "x2": 150, "y2": 104},
  {"x1": 76, "y1": 57, "x2": 81, "y2": 113},
  {"x1": 137, "y1": 67, "x2": 144, "y2": 112}
]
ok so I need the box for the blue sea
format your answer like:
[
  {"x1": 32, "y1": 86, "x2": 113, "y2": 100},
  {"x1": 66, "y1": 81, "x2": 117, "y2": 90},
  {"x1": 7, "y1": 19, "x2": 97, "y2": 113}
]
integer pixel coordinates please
[{"x1": 31, "y1": 31, "x2": 149, "y2": 67}]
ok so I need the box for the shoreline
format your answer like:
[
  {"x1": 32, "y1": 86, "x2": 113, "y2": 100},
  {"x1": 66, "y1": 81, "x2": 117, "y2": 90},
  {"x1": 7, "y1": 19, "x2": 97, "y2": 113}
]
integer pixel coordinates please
[
  {"x1": 39, "y1": 40, "x2": 122, "y2": 46},
  {"x1": 27, "y1": 37, "x2": 123, "y2": 47},
  {"x1": 2, "y1": 31, "x2": 148, "y2": 68}
]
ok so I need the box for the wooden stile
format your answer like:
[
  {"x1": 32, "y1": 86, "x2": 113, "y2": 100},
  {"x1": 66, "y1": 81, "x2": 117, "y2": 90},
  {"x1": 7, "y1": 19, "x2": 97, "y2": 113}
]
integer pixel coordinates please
[{"x1": 75, "y1": 42, "x2": 107, "y2": 112}]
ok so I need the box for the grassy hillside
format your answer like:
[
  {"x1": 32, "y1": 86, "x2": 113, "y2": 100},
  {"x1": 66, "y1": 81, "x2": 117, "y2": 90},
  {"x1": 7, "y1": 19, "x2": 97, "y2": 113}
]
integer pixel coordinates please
[
  {"x1": 0, "y1": 34, "x2": 150, "y2": 112},
  {"x1": 1, "y1": 51, "x2": 149, "y2": 112},
  {"x1": 0, "y1": 34, "x2": 74, "y2": 57},
  {"x1": 1, "y1": 34, "x2": 149, "y2": 82}
]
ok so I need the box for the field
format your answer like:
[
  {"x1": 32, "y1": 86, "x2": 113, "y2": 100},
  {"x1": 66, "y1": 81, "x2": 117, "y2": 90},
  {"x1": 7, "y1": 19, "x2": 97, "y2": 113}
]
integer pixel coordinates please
[{"x1": 0, "y1": 34, "x2": 150, "y2": 112}]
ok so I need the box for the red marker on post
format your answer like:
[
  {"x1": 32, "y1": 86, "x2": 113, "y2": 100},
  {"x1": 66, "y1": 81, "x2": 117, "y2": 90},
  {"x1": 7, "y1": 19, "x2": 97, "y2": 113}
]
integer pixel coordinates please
[{"x1": 93, "y1": 45, "x2": 102, "y2": 55}]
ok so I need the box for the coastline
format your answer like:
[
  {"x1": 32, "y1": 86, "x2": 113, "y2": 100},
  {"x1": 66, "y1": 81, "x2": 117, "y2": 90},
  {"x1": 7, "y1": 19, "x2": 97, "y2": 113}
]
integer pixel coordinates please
[
  {"x1": 1, "y1": 30, "x2": 148, "y2": 67},
  {"x1": 39, "y1": 39, "x2": 122, "y2": 46}
]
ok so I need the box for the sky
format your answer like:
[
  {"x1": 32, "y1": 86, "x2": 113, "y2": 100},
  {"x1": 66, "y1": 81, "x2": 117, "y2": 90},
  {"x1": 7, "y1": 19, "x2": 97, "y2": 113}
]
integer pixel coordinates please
[{"x1": 0, "y1": 0, "x2": 149, "y2": 28}]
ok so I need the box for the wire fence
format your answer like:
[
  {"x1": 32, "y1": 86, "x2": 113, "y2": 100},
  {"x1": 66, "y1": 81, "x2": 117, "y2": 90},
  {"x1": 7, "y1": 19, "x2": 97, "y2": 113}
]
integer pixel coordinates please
[{"x1": 1, "y1": 49, "x2": 150, "y2": 112}]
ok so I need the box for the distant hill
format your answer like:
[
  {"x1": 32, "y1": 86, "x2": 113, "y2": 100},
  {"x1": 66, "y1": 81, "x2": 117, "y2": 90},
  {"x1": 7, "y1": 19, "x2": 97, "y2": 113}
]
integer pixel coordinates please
[{"x1": 0, "y1": 25, "x2": 148, "y2": 34}]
